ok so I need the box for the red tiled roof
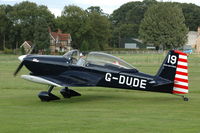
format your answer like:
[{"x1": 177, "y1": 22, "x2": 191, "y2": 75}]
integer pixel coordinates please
[{"x1": 51, "y1": 32, "x2": 71, "y2": 41}]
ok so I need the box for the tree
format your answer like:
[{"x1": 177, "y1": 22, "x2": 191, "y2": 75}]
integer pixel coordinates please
[
  {"x1": 56, "y1": 5, "x2": 111, "y2": 51},
  {"x1": 110, "y1": 0, "x2": 157, "y2": 47},
  {"x1": 86, "y1": 6, "x2": 103, "y2": 14},
  {"x1": 143, "y1": 0, "x2": 157, "y2": 6},
  {"x1": 8, "y1": 1, "x2": 55, "y2": 51},
  {"x1": 139, "y1": 3, "x2": 188, "y2": 49},
  {"x1": 57, "y1": 5, "x2": 89, "y2": 49},
  {"x1": 111, "y1": 2, "x2": 146, "y2": 26},
  {"x1": 0, "y1": 5, "x2": 13, "y2": 50},
  {"x1": 33, "y1": 18, "x2": 49, "y2": 51},
  {"x1": 86, "y1": 9, "x2": 111, "y2": 50},
  {"x1": 178, "y1": 3, "x2": 200, "y2": 31},
  {"x1": 80, "y1": 40, "x2": 89, "y2": 51}
]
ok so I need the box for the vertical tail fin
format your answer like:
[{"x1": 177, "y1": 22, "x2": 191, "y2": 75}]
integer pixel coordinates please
[{"x1": 157, "y1": 50, "x2": 189, "y2": 94}]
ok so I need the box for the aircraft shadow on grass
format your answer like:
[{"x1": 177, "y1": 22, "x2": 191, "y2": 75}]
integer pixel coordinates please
[{"x1": 47, "y1": 92, "x2": 179, "y2": 104}]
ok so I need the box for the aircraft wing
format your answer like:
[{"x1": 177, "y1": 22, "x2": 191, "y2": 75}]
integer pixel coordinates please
[{"x1": 21, "y1": 74, "x2": 103, "y2": 87}]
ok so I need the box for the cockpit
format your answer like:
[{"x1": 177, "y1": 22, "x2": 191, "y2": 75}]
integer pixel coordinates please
[
  {"x1": 63, "y1": 50, "x2": 137, "y2": 71},
  {"x1": 63, "y1": 50, "x2": 80, "y2": 64},
  {"x1": 84, "y1": 52, "x2": 134, "y2": 69}
]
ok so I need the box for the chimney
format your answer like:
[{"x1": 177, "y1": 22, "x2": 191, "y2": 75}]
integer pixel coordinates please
[{"x1": 58, "y1": 29, "x2": 62, "y2": 34}]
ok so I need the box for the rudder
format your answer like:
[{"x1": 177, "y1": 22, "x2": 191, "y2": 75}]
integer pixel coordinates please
[{"x1": 156, "y1": 50, "x2": 189, "y2": 94}]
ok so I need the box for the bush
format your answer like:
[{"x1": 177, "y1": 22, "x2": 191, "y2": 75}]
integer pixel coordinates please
[{"x1": 3, "y1": 48, "x2": 13, "y2": 54}]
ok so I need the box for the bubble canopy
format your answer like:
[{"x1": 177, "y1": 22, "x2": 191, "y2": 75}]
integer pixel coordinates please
[
  {"x1": 85, "y1": 52, "x2": 135, "y2": 70},
  {"x1": 63, "y1": 50, "x2": 137, "y2": 70}
]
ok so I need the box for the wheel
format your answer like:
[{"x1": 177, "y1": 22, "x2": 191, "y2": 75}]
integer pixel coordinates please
[
  {"x1": 38, "y1": 91, "x2": 60, "y2": 102},
  {"x1": 60, "y1": 88, "x2": 81, "y2": 98},
  {"x1": 183, "y1": 97, "x2": 189, "y2": 101},
  {"x1": 60, "y1": 88, "x2": 71, "y2": 98}
]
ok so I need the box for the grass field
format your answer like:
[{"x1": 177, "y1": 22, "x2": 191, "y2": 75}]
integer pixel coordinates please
[{"x1": 0, "y1": 53, "x2": 200, "y2": 133}]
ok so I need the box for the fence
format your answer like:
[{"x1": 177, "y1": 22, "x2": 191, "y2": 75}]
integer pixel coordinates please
[{"x1": 101, "y1": 50, "x2": 165, "y2": 55}]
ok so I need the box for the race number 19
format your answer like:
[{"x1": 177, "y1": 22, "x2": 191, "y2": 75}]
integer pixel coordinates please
[{"x1": 167, "y1": 55, "x2": 177, "y2": 65}]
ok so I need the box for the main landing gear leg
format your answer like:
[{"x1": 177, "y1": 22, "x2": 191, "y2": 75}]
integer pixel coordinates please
[
  {"x1": 38, "y1": 86, "x2": 60, "y2": 102},
  {"x1": 60, "y1": 87, "x2": 81, "y2": 98}
]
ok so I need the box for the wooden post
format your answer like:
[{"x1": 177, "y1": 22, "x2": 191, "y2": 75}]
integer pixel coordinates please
[{"x1": 3, "y1": 34, "x2": 5, "y2": 50}]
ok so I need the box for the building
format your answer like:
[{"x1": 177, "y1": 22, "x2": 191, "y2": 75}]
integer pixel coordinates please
[
  {"x1": 186, "y1": 31, "x2": 198, "y2": 46},
  {"x1": 185, "y1": 27, "x2": 200, "y2": 53},
  {"x1": 185, "y1": 31, "x2": 198, "y2": 52},
  {"x1": 194, "y1": 27, "x2": 200, "y2": 53},
  {"x1": 120, "y1": 38, "x2": 146, "y2": 49},
  {"x1": 20, "y1": 41, "x2": 33, "y2": 53},
  {"x1": 49, "y1": 29, "x2": 72, "y2": 53}
]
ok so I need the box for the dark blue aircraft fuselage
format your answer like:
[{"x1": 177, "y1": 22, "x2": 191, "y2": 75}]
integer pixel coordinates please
[{"x1": 22, "y1": 54, "x2": 173, "y2": 94}]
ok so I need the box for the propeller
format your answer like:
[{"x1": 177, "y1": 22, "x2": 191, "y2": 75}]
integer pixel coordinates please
[
  {"x1": 13, "y1": 61, "x2": 24, "y2": 76},
  {"x1": 14, "y1": 54, "x2": 28, "y2": 76},
  {"x1": 14, "y1": 44, "x2": 35, "y2": 76}
]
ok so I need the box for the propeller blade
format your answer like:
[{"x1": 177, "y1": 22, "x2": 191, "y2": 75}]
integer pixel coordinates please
[{"x1": 14, "y1": 61, "x2": 24, "y2": 76}]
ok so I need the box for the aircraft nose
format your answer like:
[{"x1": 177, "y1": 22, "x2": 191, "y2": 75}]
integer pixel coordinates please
[{"x1": 18, "y1": 55, "x2": 27, "y2": 62}]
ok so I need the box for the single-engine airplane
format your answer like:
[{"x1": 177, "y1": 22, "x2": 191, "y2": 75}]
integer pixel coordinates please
[{"x1": 14, "y1": 50, "x2": 189, "y2": 101}]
